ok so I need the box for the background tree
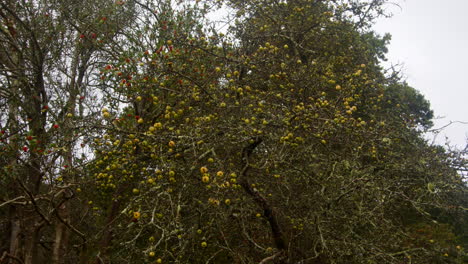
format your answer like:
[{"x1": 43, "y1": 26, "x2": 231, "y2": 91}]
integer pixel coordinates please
[{"x1": 0, "y1": 0, "x2": 135, "y2": 263}]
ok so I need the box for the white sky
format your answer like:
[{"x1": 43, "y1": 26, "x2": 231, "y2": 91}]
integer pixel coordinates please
[{"x1": 373, "y1": 0, "x2": 468, "y2": 148}]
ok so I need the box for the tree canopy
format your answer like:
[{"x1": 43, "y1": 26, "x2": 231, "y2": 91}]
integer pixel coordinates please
[{"x1": 0, "y1": 0, "x2": 467, "y2": 264}]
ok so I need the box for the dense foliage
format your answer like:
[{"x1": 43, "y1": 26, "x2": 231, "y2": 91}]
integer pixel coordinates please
[{"x1": 0, "y1": 0, "x2": 467, "y2": 263}]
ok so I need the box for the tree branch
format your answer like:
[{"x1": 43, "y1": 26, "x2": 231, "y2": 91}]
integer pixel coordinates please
[
  {"x1": 239, "y1": 137, "x2": 287, "y2": 253},
  {"x1": 18, "y1": 180, "x2": 51, "y2": 226}
]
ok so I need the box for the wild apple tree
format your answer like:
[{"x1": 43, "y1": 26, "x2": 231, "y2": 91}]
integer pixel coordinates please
[{"x1": 88, "y1": 0, "x2": 467, "y2": 264}]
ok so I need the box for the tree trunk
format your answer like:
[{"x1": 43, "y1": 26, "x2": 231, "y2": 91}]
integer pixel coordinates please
[
  {"x1": 8, "y1": 206, "x2": 21, "y2": 264},
  {"x1": 23, "y1": 223, "x2": 42, "y2": 264},
  {"x1": 99, "y1": 199, "x2": 121, "y2": 262},
  {"x1": 52, "y1": 203, "x2": 69, "y2": 264}
]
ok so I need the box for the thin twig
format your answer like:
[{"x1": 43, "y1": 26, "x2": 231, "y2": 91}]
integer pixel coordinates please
[{"x1": 259, "y1": 250, "x2": 284, "y2": 264}]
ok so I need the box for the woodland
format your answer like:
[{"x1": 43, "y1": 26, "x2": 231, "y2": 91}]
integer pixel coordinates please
[{"x1": 0, "y1": 0, "x2": 467, "y2": 263}]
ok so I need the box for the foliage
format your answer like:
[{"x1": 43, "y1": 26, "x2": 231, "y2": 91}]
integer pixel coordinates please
[{"x1": 0, "y1": 0, "x2": 466, "y2": 264}]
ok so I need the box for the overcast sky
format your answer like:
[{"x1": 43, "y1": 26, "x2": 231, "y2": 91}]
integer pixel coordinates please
[{"x1": 373, "y1": 0, "x2": 468, "y2": 148}]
